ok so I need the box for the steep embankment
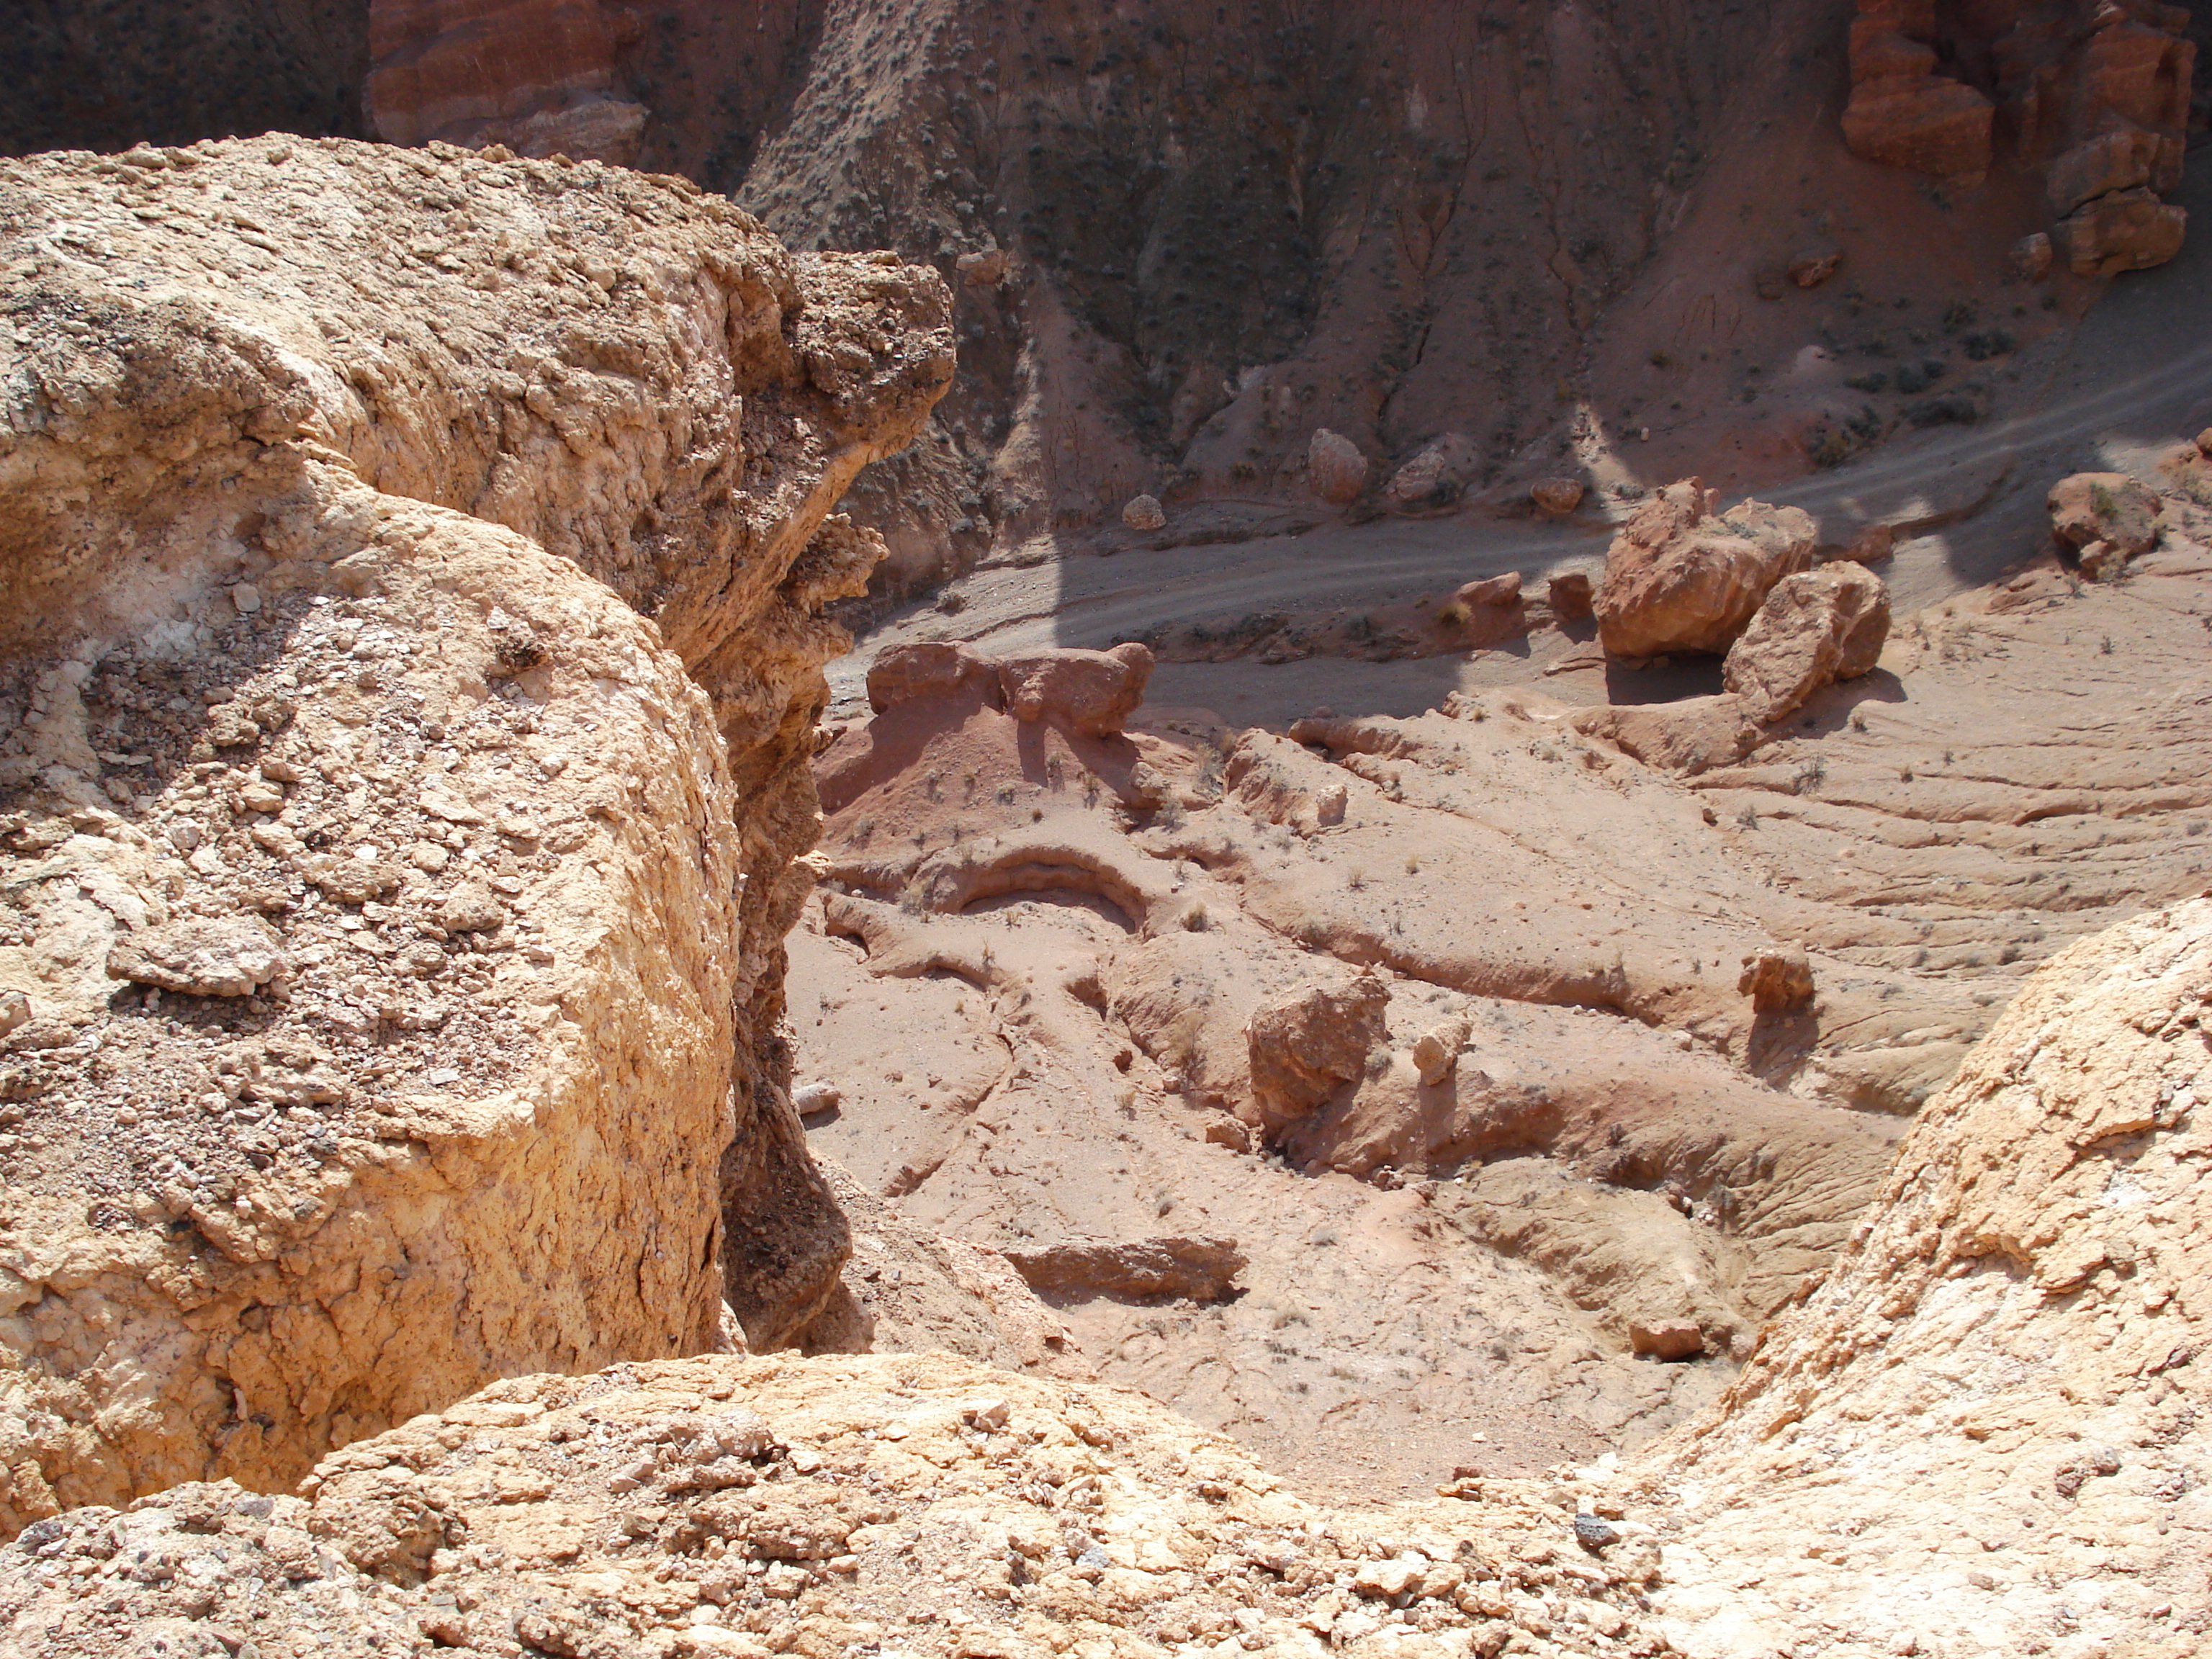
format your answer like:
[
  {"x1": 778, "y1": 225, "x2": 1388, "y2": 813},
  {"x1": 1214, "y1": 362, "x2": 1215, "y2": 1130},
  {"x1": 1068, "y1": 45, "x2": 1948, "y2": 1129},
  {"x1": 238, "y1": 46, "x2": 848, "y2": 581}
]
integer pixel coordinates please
[{"x1": 0, "y1": 135, "x2": 950, "y2": 1529}]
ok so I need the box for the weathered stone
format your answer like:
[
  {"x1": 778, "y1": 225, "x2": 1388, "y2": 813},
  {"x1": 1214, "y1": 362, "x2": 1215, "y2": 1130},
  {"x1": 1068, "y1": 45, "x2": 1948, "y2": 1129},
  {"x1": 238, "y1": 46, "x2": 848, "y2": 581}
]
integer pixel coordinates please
[
  {"x1": 997, "y1": 643, "x2": 1154, "y2": 737},
  {"x1": 1722, "y1": 565, "x2": 1891, "y2": 724},
  {"x1": 1738, "y1": 945, "x2": 1816, "y2": 1012},
  {"x1": 106, "y1": 917, "x2": 292, "y2": 999},
  {"x1": 1629, "y1": 1318, "x2": 1705, "y2": 1361},
  {"x1": 1530, "y1": 477, "x2": 1586, "y2": 516},
  {"x1": 1594, "y1": 480, "x2": 1816, "y2": 658},
  {"x1": 1121, "y1": 493, "x2": 1166, "y2": 531},
  {"x1": 1247, "y1": 972, "x2": 1390, "y2": 1130},
  {"x1": 2049, "y1": 472, "x2": 2160, "y2": 567},
  {"x1": 1308, "y1": 429, "x2": 1370, "y2": 504}
]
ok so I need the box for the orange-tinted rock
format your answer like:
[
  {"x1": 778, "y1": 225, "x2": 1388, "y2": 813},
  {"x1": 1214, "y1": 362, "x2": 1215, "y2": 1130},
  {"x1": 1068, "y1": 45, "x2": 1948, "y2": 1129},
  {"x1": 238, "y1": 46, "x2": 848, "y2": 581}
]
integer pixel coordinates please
[
  {"x1": 1594, "y1": 480, "x2": 1817, "y2": 659},
  {"x1": 1455, "y1": 571, "x2": 1523, "y2": 608},
  {"x1": 1739, "y1": 945, "x2": 1816, "y2": 1012},
  {"x1": 1246, "y1": 972, "x2": 1390, "y2": 1131},
  {"x1": 866, "y1": 642, "x2": 1000, "y2": 713},
  {"x1": 1722, "y1": 566, "x2": 1892, "y2": 724},
  {"x1": 1530, "y1": 477, "x2": 1586, "y2": 516},
  {"x1": 1788, "y1": 248, "x2": 1843, "y2": 288},
  {"x1": 1843, "y1": 74, "x2": 1995, "y2": 179},
  {"x1": 2049, "y1": 472, "x2": 2161, "y2": 563},
  {"x1": 2010, "y1": 230, "x2": 2055, "y2": 277},
  {"x1": 2057, "y1": 186, "x2": 2188, "y2": 275},
  {"x1": 996, "y1": 642, "x2": 1155, "y2": 736},
  {"x1": 1548, "y1": 571, "x2": 1596, "y2": 621},
  {"x1": 2046, "y1": 122, "x2": 2165, "y2": 215}
]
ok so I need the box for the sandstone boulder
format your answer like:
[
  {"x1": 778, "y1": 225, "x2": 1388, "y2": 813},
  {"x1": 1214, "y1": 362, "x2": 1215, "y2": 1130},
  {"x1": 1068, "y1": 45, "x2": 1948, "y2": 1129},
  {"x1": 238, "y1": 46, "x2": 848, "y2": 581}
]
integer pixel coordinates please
[
  {"x1": 866, "y1": 641, "x2": 999, "y2": 713},
  {"x1": 2049, "y1": 471, "x2": 2160, "y2": 576},
  {"x1": 1530, "y1": 477, "x2": 1586, "y2": 516},
  {"x1": 1308, "y1": 428, "x2": 1370, "y2": 504},
  {"x1": 1386, "y1": 434, "x2": 1476, "y2": 511},
  {"x1": 1737, "y1": 945, "x2": 1816, "y2": 1012},
  {"x1": 1842, "y1": 32, "x2": 1993, "y2": 179},
  {"x1": 1121, "y1": 493, "x2": 1166, "y2": 531},
  {"x1": 1629, "y1": 1318, "x2": 1705, "y2": 1361},
  {"x1": 2057, "y1": 186, "x2": 2188, "y2": 276},
  {"x1": 2010, "y1": 230, "x2": 2054, "y2": 278},
  {"x1": 1722, "y1": 565, "x2": 1891, "y2": 724},
  {"x1": 1247, "y1": 972, "x2": 1390, "y2": 1130},
  {"x1": 1411, "y1": 1015, "x2": 1471, "y2": 1087},
  {"x1": 1547, "y1": 570, "x2": 1596, "y2": 621},
  {"x1": 995, "y1": 642, "x2": 1154, "y2": 736},
  {"x1": 1787, "y1": 248, "x2": 1843, "y2": 288},
  {"x1": 1454, "y1": 570, "x2": 1523, "y2": 609},
  {"x1": 1594, "y1": 480, "x2": 1817, "y2": 658}
]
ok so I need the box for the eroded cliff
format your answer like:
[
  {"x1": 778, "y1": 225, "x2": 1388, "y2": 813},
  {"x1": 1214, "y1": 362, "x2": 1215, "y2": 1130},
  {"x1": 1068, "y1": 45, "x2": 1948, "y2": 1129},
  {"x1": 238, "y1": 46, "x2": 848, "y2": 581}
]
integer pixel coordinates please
[{"x1": 0, "y1": 135, "x2": 951, "y2": 1529}]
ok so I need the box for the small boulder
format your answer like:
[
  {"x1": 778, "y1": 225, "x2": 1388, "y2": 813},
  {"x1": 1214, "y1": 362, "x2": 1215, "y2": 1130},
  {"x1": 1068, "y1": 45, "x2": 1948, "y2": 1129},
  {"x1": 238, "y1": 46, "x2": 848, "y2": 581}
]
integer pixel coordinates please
[
  {"x1": 107, "y1": 916, "x2": 292, "y2": 999},
  {"x1": 1453, "y1": 571, "x2": 1522, "y2": 609},
  {"x1": 1739, "y1": 945, "x2": 1815, "y2": 1012},
  {"x1": 1530, "y1": 477, "x2": 1586, "y2": 516},
  {"x1": 1001, "y1": 1236, "x2": 1246, "y2": 1303},
  {"x1": 1594, "y1": 479, "x2": 1816, "y2": 658},
  {"x1": 1386, "y1": 435, "x2": 1475, "y2": 511},
  {"x1": 1121, "y1": 494, "x2": 1166, "y2": 532},
  {"x1": 1722, "y1": 565, "x2": 1891, "y2": 724},
  {"x1": 792, "y1": 1082, "x2": 842, "y2": 1120},
  {"x1": 1547, "y1": 571, "x2": 1596, "y2": 621},
  {"x1": 866, "y1": 641, "x2": 999, "y2": 714},
  {"x1": 996, "y1": 642, "x2": 1154, "y2": 737},
  {"x1": 1629, "y1": 1318, "x2": 1705, "y2": 1362},
  {"x1": 1411, "y1": 1016, "x2": 1470, "y2": 1087},
  {"x1": 1247, "y1": 971, "x2": 1390, "y2": 1130},
  {"x1": 2048, "y1": 472, "x2": 2159, "y2": 573},
  {"x1": 2010, "y1": 231, "x2": 2054, "y2": 279},
  {"x1": 438, "y1": 881, "x2": 508, "y2": 934},
  {"x1": 1308, "y1": 429, "x2": 1370, "y2": 504},
  {"x1": 955, "y1": 247, "x2": 1008, "y2": 287},
  {"x1": 1787, "y1": 248, "x2": 1843, "y2": 289}
]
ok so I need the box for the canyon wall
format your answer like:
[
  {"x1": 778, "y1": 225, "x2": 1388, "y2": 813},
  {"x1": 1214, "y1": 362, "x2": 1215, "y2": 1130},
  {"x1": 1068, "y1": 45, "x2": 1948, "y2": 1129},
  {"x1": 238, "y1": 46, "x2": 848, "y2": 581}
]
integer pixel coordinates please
[{"x1": 0, "y1": 135, "x2": 950, "y2": 1530}]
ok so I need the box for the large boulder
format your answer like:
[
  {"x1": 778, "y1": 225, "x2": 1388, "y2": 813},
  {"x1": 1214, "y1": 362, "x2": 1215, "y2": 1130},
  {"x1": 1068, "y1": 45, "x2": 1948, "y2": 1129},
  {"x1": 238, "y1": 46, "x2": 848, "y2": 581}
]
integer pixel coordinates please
[
  {"x1": 1308, "y1": 428, "x2": 1370, "y2": 504},
  {"x1": 2049, "y1": 471, "x2": 2161, "y2": 577},
  {"x1": 1722, "y1": 565, "x2": 1892, "y2": 724},
  {"x1": 866, "y1": 641, "x2": 1000, "y2": 712},
  {"x1": 996, "y1": 642, "x2": 1154, "y2": 737},
  {"x1": 1594, "y1": 480, "x2": 1817, "y2": 658},
  {"x1": 1246, "y1": 971, "x2": 1390, "y2": 1131},
  {"x1": 2058, "y1": 186, "x2": 2189, "y2": 276},
  {"x1": 1841, "y1": 12, "x2": 1994, "y2": 180}
]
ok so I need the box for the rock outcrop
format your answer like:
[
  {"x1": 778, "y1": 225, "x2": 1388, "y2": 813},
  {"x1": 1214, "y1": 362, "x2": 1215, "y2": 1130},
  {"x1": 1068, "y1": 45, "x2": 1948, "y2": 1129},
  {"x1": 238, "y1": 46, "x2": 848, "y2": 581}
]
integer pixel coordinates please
[
  {"x1": 1593, "y1": 481, "x2": 1817, "y2": 660},
  {"x1": 0, "y1": 137, "x2": 950, "y2": 1530},
  {"x1": 1843, "y1": 1, "x2": 2195, "y2": 272},
  {"x1": 0, "y1": 1352, "x2": 1673, "y2": 1659},
  {"x1": 1650, "y1": 896, "x2": 2212, "y2": 1658}
]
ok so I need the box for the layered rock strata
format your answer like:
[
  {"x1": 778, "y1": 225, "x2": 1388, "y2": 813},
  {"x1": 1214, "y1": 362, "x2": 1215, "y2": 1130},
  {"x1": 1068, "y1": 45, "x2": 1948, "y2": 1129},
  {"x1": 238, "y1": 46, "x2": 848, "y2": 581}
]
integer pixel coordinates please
[
  {"x1": 1844, "y1": 0, "x2": 2195, "y2": 272},
  {"x1": 0, "y1": 136, "x2": 950, "y2": 1529}
]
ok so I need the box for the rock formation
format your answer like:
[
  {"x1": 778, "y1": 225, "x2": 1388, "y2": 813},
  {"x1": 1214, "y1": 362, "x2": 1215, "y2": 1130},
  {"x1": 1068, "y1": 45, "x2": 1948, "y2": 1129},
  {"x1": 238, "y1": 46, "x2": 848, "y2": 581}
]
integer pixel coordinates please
[
  {"x1": 1593, "y1": 481, "x2": 1817, "y2": 660},
  {"x1": 1646, "y1": 896, "x2": 2212, "y2": 1657},
  {"x1": 0, "y1": 1352, "x2": 1677, "y2": 1659},
  {"x1": 1843, "y1": 1, "x2": 2195, "y2": 272},
  {"x1": 0, "y1": 135, "x2": 950, "y2": 1529},
  {"x1": 2049, "y1": 469, "x2": 2163, "y2": 576}
]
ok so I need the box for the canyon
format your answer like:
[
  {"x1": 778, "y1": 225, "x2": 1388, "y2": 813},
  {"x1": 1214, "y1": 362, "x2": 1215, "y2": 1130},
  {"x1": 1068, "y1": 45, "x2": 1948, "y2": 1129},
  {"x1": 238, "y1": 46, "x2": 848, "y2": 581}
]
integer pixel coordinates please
[{"x1": 0, "y1": 4, "x2": 2207, "y2": 1658}]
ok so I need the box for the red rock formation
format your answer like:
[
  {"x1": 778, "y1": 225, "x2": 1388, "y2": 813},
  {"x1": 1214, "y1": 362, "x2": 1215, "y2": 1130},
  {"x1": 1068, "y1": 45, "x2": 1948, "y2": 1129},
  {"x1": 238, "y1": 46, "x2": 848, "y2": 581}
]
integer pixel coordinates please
[
  {"x1": 367, "y1": 0, "x2": 644, "y2": 158},
  {"x1": 1843, "y1": 0, "x2": 2194, "y2": 271}
]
